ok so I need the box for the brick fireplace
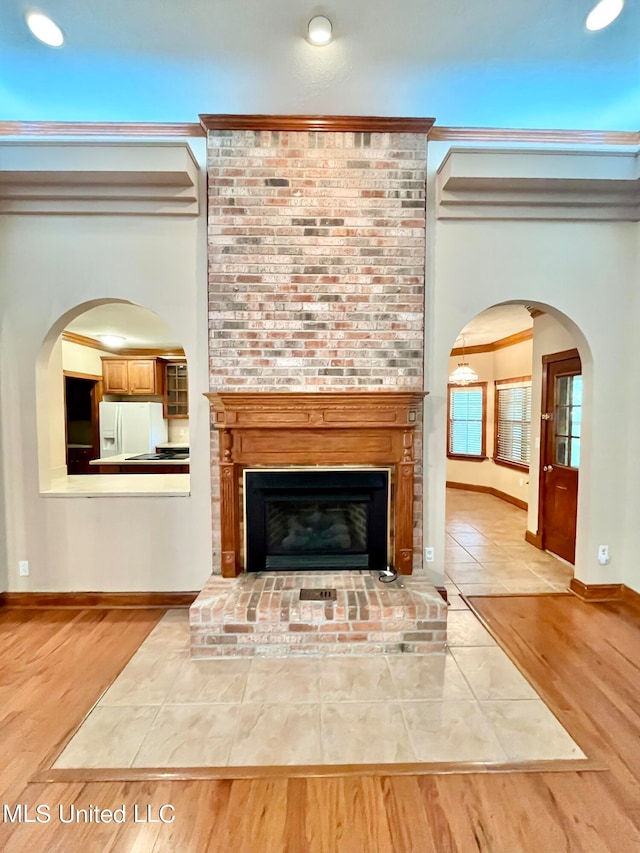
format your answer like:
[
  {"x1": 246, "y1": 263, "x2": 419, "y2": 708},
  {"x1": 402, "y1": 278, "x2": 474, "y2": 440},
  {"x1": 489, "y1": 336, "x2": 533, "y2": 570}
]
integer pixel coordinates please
[
  {"x1": 192, "y1": 116, "x2": 444, "y2": 657},
  {"x1": 203, "y1": 115, "x2": 432, "y2": 575}
]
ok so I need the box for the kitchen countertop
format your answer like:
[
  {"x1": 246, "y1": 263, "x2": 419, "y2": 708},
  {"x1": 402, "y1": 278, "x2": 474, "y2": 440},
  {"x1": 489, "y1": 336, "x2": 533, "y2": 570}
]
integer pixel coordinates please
[
  {"x1": 90, "y1": 452, "x2": 189, "y2": 466},
  {"x1": 41, "y1": 474, "x2": 190, "y2": 497}
]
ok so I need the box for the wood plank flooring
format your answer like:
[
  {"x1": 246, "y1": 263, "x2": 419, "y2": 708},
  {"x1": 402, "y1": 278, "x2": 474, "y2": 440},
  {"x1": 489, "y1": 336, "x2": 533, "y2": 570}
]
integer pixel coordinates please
[{"x1": 0, "y1": 597, "x2": 639, "y2": 852}]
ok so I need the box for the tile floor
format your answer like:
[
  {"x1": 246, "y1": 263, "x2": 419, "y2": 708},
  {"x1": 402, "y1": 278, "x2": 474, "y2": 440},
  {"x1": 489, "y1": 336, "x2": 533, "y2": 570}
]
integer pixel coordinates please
[
  {"x1": 444, "y1": 488, "x2": 574, "y2": 598},
  {"x1": 53, "y1": 491, "x2": 583, "y2": 770}
]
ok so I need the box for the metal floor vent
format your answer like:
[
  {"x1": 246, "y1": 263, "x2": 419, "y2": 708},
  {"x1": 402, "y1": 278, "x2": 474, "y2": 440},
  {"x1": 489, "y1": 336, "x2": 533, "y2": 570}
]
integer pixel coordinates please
[{"x1": 299, "y1": 589, "x2": 337, "y2": 601}]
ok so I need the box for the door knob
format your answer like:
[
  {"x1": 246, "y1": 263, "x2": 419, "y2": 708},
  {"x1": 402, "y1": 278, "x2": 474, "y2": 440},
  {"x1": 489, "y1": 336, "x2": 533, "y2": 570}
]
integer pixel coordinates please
[{"x1": 543, "y1": 465, "x2": 554, "y2": 472}]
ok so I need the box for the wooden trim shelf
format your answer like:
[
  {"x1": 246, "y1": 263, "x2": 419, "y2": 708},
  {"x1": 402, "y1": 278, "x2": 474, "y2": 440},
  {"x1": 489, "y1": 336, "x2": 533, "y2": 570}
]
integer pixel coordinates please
[
  {"x1": 206, "y1": 391, "x2": 426, "y2": 578},
  {"x1": 199, "y1": 114, "x2": 435, "y2": 133}
]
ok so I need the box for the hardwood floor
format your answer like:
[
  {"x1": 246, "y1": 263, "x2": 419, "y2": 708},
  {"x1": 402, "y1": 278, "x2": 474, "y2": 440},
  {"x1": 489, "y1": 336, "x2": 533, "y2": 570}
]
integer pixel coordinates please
[{"x1": 0, "y1": 598, "x2": 639, "y2": 852}]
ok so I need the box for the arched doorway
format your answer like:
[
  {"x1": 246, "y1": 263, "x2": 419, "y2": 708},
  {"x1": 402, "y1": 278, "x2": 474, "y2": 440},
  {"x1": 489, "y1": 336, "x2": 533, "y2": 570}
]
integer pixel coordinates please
[
  {"x1": 443, "y1": 301, "x2": 591, "y2": 598},
  {"x1": 36, "y1": 299, "x2": 189, "y2": 489}
]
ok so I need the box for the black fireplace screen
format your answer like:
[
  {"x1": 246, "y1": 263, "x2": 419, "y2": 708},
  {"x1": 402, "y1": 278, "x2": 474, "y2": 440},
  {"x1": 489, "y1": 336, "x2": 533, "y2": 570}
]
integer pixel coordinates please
[{"x1": 244, "y1": 470, "x2": 389, "y2": 571}]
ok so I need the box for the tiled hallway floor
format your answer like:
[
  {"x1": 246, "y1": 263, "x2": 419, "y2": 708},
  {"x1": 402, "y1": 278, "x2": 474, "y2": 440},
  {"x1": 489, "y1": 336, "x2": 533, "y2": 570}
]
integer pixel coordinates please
[
  {"x1": 52, "y1": 492, "x2": 583, "y2": 772},
  {"x1": 444, "y1": 488, "x2": 574, "y2": 602}
]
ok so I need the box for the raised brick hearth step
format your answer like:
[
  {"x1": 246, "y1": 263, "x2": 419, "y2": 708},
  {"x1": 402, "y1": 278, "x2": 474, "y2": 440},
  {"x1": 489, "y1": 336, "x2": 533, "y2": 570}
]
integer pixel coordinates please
[{"x1": 189, "y1": 571, "x2": 447, "y2": 658}]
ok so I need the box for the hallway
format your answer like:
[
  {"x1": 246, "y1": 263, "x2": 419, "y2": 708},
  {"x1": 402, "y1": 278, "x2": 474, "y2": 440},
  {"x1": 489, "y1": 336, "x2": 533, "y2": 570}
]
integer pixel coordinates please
[{"x1": 445, "y1": 489, "x2": 573, "y2": 607}]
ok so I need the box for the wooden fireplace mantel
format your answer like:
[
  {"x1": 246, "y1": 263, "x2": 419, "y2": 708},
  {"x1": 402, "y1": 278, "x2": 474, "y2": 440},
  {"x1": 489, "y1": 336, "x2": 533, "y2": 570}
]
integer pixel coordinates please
[{"x1": 204, "y1": 391, "x2": 427, "y2": 577}]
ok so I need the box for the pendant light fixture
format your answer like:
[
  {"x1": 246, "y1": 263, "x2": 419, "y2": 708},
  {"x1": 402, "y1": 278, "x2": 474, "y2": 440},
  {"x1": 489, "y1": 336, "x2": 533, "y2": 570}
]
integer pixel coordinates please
[{"x1": 448, "y1": 336, "x2": 478, "y2": 385}]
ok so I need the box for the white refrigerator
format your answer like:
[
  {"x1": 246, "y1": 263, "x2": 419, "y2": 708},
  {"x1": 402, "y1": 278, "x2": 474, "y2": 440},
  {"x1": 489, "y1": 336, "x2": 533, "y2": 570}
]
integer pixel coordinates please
[{"x1": 99, "y1": 402, "x2": 168, "y2": 458}]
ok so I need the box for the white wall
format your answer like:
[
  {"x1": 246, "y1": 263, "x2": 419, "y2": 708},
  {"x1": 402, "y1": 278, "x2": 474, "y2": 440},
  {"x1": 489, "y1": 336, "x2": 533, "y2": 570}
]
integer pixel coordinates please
[
  {"x1": 0, "y1": 144, "x2": 212, "y2": 592},
  {"x1": 425, "y1": 142, "x2": 638, "y2": 591},
  {"x1": 1, "y1": 140, "x2": 638, "y2": 595},
  {"x1": 446, "y1": 340, "x2": 532, "y2": 504}
]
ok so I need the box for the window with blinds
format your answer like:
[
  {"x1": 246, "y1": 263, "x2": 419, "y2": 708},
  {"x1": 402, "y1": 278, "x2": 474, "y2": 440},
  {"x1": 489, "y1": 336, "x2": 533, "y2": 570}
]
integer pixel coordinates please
[
  {"x1": 448, "y1": 383, "x2": 486, "y2": 458},
  {"x1": 495, "y1": 379, "x2": 532, "y2": 468}
]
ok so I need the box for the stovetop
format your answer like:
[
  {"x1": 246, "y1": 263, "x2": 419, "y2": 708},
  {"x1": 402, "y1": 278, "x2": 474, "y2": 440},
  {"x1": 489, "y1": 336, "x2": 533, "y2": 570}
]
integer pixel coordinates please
[{"x1": 125, "y1": 451, "x2": 189, "y2": 461}]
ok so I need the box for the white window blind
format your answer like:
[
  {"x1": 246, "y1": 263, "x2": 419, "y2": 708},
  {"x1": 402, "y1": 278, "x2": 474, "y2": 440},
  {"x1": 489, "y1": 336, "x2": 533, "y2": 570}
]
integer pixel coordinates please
[
  {"x1": 448, "y1": 386, "x2": 484, "y2": 457},
  {"x1": 495, "y1": 381, "x2": 532, "y2": 467}
]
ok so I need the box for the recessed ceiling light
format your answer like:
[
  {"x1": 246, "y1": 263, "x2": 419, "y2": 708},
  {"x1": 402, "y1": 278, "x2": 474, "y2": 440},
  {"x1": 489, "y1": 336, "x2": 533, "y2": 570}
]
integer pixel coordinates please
[
  {"x1": 585, "y1": 0, "x2": 624, "y2": 31},
  {"x1": 307, "y1": 16, "x2": 333, "y2": 46},
  {"x1": 25, "y1": 11, "x2": 64, "y2": 47},
  {"x1": 98, "y1": 335, "x2": 126, "y2": 347}
]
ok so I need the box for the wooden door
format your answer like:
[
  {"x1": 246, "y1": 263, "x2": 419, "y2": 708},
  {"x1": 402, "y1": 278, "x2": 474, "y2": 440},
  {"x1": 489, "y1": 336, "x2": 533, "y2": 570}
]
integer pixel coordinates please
[
  {"x1": 102, "y1": 359, "x2": 129, "y2": 394},
  {"x1": 540, "y1": 350, "x2": 582, "y2": 563},
  {"x1": 128, "y1": 359, "x2": 157, "y2": 394}
]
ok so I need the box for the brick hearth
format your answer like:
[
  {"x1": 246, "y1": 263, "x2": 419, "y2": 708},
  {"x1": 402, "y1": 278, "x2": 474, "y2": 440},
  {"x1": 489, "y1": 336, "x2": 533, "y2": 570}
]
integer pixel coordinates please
[{"x1": 190, "y1": 572, "x2": 447, "y2": 658}]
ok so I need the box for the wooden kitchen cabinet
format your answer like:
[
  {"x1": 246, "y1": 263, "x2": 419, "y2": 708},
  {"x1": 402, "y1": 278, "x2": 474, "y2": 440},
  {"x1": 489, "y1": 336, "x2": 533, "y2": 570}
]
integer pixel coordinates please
[
  {"x1": 102, "y1": 357, "x2": 164, "y2": 396},
  {"x1": 164, "y1": 361, "x2": 189, "y2": 418}
]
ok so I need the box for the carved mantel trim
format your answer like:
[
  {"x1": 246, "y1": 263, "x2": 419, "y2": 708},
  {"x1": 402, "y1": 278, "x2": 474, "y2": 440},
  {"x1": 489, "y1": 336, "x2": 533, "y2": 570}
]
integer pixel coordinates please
[{"x1": 205, "y1": 391, "x2": 427, "y2": 577}]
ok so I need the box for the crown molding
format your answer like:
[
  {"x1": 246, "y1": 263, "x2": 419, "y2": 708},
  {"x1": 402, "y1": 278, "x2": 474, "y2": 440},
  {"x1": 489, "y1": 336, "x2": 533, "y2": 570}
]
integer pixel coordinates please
[
  {"x1": 450, "y1": 328, "x2": 532, "y2": 357},
  {"x1": 199, "y1": 114, "x2": 435, "y2": 133},
  {"x1": 0, "y1": 122, "x2": 205, "y2": 138},
  {"x1": 437, "y1": 148, "x2": 640, "y2": 221},
  {"x1": 430, "y1": 127, "x2": 640, "y2": 145},
  {"x1": 0, "y1": 121, "x2": 635, "y2": 146},
  {"x1": 62, "y1": 332, "x2": 185, "y2": 358}
]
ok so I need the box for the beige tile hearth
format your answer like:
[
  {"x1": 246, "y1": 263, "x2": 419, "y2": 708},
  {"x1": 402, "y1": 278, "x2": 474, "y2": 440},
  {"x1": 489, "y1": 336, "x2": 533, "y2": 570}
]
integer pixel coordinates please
[
  {"x1": 133, "y1": 704, "x2": 238, "y2": 767},
  {"x1": 321, "y1": 703, "x2": 414, "y2": 764},
  {"x1": 401, "y1": 700, "x2": 508, "y2": 763},
  {"x1": 54, "y1": 706, "x2": 158, "y2": 769},
  {"x1": 55, "y1": 606, "x2": 587, "y2": 771},
  {"x1": 229, "y1": 704, "x2": 323, "y2": 766},
  {"x1": 53, "y1": 493, "x2": 584, "y2": 772}
]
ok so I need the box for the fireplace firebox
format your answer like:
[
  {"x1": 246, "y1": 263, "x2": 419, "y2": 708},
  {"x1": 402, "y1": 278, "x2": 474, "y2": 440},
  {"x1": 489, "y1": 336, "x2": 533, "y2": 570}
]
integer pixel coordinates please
[{"x1": 244, "y1": 469, "x2": 389, "y2": 572}]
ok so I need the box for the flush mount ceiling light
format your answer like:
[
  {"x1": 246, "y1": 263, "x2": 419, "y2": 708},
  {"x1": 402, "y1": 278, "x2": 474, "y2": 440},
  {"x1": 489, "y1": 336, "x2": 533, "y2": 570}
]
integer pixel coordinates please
[
  {"x1": 307, "y1": 15, "x2": 333, "y2": 45},
  {"x1": 585, "y1": 0, "x2": 624, "y2": 30},
  {"x1": 98, "y1": 334, "x2": 126, "y2": 348},
  {"x1": 25, "y1": 11, "x2": 65, "y2": 47}
]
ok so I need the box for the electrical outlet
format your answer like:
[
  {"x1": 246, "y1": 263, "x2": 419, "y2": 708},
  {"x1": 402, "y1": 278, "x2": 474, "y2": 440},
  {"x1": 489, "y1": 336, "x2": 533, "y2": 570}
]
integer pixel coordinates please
[
  {"x1": 18, "y1": 560, "x2": 29, "y2": 577},
  {"x1": 598, "y1": 545, "x2": 610, "y2": 565},
  {"x1": 424, "y1": 547, "x2": 435, "y2": 563}
]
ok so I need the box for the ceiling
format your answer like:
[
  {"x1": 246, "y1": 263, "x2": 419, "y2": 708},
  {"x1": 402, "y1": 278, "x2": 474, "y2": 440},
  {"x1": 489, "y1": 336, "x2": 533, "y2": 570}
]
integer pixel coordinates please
[
  {"x1": 0, "y1": 0, "x2": 638, "y2": 130},
  {"x1": 457, "y1": 304, "x2": 533, "y2": 347},
  {"x1": 65, "y1": 303, "x2": 183, "y2": 351}
]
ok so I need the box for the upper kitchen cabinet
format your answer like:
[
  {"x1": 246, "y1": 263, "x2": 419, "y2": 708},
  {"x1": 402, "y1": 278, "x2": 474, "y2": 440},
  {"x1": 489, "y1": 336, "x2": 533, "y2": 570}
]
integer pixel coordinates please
[
  {"x1": 102, "y1": 357, "x2": 164, "y2": 396},
  {"x1": 164, "y1": 361, "x2": 189, "y2": 418}
]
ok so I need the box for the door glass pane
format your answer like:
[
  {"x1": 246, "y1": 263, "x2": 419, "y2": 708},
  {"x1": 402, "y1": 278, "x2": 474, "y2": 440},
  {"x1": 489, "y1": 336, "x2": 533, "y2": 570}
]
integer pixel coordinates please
[
  {"x1": 571, "y1": 406, "x2": 581, "y2": 437},
  {"x1": 570, "y1": 438, "x2": 581, "y2": 468},
  {"x1": 555, "y1": 436, "x2": 569, "y2": 466},
  {"x1": 556, "y1": 376, "x2": 570, "y2": 406},
  {"x1": 571, "y1": 375, "x2": 583, "y2": 406},
  {"x1": 556, "y1": 406, "x2": 569, "y2": 436}
]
